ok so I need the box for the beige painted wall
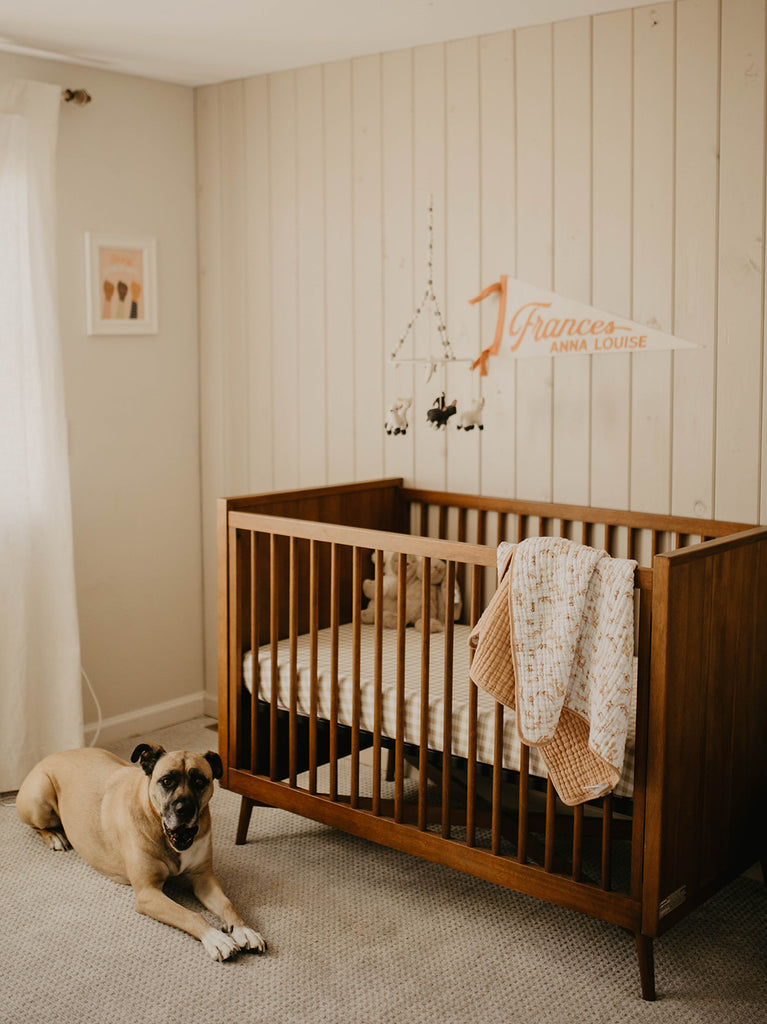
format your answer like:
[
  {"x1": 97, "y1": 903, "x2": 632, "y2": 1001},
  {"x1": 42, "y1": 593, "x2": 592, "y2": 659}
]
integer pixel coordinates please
[
  {"x1": 196, "y1": 0, "x2": 767, "y2": 703},
  {"x1": 0, "y1": 54, "x2": 205, "y2": 732}
]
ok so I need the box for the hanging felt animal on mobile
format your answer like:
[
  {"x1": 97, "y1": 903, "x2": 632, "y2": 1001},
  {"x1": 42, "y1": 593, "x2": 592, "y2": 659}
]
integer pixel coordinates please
[
  {"x1": 384, "y1": 397, "x2": 412, "y2": 436},
  {"x1": 456, "y1": 397, "x2": 485, "y2": 431},
  {"x1": 426, "y1": 392, "x2": 457, "y2": 429}
]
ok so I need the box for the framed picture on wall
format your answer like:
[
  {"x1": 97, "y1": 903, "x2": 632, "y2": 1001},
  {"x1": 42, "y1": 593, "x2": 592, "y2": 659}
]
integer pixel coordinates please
[{"x1": 85, "y1": 233, "x2": 158, "y2": 335}]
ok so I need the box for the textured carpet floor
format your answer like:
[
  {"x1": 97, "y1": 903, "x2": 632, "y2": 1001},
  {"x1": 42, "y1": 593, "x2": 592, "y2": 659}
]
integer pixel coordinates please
[{"x1": 1, "y1": 717, "x2": 765, "y2": 1024}]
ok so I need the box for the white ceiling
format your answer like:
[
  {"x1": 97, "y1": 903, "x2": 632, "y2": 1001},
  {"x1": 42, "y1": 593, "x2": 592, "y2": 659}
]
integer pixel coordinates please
[{"x1": 0, "y1": 0, "x2": 652, "y2": 87}]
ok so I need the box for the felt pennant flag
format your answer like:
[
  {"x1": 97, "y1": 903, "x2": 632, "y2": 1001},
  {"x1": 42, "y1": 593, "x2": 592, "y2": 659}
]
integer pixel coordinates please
[{"x1": 470, "y1": 276, "x2": 698, "y2": 375}]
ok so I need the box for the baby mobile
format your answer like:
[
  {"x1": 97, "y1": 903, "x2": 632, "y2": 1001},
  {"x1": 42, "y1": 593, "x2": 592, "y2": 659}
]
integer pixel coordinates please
[{"x1": 385, "y1": 196, "x2": 485, "y2": 436}]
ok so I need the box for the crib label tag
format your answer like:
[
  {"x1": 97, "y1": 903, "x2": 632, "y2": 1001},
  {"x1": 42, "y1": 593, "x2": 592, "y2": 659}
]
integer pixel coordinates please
[{"x1": 658, "y1": 885, "x2": 687, "y2": 919}]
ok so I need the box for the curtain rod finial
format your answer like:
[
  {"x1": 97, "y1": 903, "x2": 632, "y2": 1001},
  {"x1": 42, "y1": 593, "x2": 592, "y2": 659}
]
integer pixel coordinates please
[{"x1": 62, "y1": 88, "x2": 92, "y2": 106}]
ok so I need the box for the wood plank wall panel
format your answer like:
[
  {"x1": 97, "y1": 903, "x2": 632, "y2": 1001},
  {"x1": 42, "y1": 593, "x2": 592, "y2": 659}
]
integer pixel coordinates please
[
  {"x1": 243, "y1": 77, "x2": 275, "y2": 489},
  {"x1": 382, "y1": 49, "x2": 415, "y2": 484},
  {"x1": 322, "y1": 61, "x2": 356, "y2": 484},
  {"x1": 716, "y1": 0, "x2": 765, "y2": 523},
  {"x1": 672, "y1": 0, "x2": 718, "y2": 520},
  {"x1": 552, "y1": 17, "x2": 592, "y2": 506},
  {"x1": 196, "y1": 2, "x2": 767, "y2": 688},
  {"x1": 268, "y1": 71, "x2": 300, "y2": 490},
  {"x1": 514, "y1": 23, "x2": 555, "y2": 501},
  {"x1": 478, "y1": 31, "x2": 516, "y2": 499},
  {"x1": 351, "y1": 55, "x2": 385, "y2": 481},
  {"x1": 445, "y1": 38, "x2": 482, "y2": 496},
  {"x1": 590, "y1": 10, "x2": 633, "y2": 512},
  {"x1": 631, "y1": 5, "x2": 675, "y2": 514},
  {"x1": 296, "y1": 66, "x2": 327, "y2": 487},
  {"x1": 413, "y1": 43, "x2": 448, "y2": 492}
]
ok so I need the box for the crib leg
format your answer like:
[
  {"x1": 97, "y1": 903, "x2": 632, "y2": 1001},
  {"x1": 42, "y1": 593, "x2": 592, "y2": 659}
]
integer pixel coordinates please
[
  {"x1": 385, "y1": 746, "x2": 396, "y2": 783},
  {"x1": 634, "y1": 933, "x2": 656, "y2": 1001},
  {"x1": 236, "y1": 797, "x2": 256, "y2": 845}
]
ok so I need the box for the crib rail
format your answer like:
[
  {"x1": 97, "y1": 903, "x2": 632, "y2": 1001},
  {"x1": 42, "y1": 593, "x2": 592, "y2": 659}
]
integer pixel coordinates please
[{"x1": 220, "y1": 507, "x2": 653, "y2": 933}]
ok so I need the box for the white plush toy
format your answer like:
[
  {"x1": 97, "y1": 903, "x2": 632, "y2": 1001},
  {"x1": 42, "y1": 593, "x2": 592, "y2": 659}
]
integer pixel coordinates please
[
  {"x1": 384, "y1": 397, "x2": 412, "y2": 436},
  {"x1": 456, "y1": 397, "x2": 485, "y2": 431}
]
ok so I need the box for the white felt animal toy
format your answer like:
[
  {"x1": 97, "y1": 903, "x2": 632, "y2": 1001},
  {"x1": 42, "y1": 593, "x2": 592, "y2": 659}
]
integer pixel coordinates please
[
  {"x1": 385, "y1": 397, "x2": 412, "y2": 436},
  {"x1": 456, "y1": 397, "x2": 485, "y2": 431}
]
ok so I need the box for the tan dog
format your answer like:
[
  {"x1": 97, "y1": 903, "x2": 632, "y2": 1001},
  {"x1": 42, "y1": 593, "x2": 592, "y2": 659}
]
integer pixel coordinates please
[{"x1": 16, "y1": 743, "x2": 266, "y2": 962}]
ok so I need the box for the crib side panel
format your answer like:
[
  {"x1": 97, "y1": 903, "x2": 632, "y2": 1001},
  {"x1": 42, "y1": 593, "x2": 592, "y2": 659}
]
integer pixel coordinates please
[{"x1": 644, "y1": 527, "x2": 767, "y2": 936}]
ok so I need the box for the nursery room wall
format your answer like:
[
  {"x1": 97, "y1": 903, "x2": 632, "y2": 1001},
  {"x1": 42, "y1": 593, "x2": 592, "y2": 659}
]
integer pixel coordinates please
[
  {"x1": 196, "y1": 0, "x2": 767, "y2": 701},
  {"x1": 0, "y1": 53, "x2": 205, "y2": 735}
]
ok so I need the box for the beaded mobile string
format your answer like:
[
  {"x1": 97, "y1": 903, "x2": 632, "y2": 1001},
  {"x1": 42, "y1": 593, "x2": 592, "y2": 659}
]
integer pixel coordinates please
[{"x1": 386, "y1": 197, "x2": 474, "y2": 435}]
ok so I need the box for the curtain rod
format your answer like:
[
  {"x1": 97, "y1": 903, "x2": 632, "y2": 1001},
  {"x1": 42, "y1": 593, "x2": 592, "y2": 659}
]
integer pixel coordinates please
[{"x1": 62, "y1": 88, "x2": 91, "y2": 106}]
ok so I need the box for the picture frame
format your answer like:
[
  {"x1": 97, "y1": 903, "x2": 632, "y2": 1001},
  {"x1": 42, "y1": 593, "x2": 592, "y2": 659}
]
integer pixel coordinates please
[{"x1": 85, "y1": 233, "x2": 158, "y2": 335}]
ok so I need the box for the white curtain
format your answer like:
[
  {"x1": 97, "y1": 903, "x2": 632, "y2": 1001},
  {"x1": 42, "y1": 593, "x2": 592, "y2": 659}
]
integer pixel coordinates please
[{"x1": 0, "y1": 80, "x2": 83, "y2": 790}]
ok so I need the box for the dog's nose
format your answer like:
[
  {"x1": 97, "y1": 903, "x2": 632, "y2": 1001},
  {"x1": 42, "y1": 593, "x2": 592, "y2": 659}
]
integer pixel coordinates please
[{"x1": 173, "y1": 796, "x2": 195, "y2": 820}]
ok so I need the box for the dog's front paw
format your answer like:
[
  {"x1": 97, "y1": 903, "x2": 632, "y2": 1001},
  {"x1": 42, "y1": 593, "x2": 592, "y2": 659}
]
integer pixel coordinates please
[
  {"x1": 201, "y1": 927, "x2": 239, "y2": 962},
  {"x1": 39, "y1": 827, "x2": 70, "y2": 851},
  {"x1": 230, "y1": 926, "x2": 267, "y2": 954}
]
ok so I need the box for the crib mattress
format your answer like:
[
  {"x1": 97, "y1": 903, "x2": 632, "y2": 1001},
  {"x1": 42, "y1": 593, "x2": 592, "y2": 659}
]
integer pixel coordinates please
[{"x1": 242, "y1": 623, "x2": 637, "y2": 798}]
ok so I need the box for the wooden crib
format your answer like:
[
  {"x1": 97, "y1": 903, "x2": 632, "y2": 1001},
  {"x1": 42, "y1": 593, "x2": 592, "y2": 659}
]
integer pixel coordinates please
[{"x1": 217, "y1": 479, "x2": 767, "y2": 1000}]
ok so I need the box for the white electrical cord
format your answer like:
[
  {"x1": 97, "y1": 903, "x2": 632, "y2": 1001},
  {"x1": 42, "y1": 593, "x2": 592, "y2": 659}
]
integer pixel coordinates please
[{"x1": 82, "y1": 665, "x2": 102, "y2": 747}]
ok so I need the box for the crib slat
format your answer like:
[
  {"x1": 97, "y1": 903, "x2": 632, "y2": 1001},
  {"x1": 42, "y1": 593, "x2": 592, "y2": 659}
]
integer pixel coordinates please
[
  {"x1": 517, "y1": 515, "x2": 527, "y2": 543},
  {"x1": 477, "y1": 510, "x2": 487, "y2": 546},
  {"x1": 269, "y1": 535, "x2": 279, "y2": 781},
  {"x1": 631, "y1": 582, "x2": 652, "y2": 901},
  {"x1": 441, "y1": 560, "x2": 456, "y2": 839},
  {"x1": 308, "y1": 539, "x2": 319, "y2": 794},
  {"x1": 288, "y1": 537, "x2": 299, "y2": 788},
  {"x1": 228, "y1": 528, "x2": 242, "y2": 772},
  {"x1": 438, "y1": 506, "x2": 447, "y2": 540},
  {"x1": 329, "y1": 543, "x2": 340, "y2": 801},
  {"x1": 418, "y1": 558, "x2": 431, "y2": 831},
  {"x1": 491, "y1": 702, "x2": 504, "y2": 855},
  {"x1": 496, "y1": 511, "x2": 507, "y2": 546},
  {"x1": 350, "y1": 547, "x2": 362, "y2": 809},
  {"x1": 249, "y1": 534, "x2": 259, "y2": 774},
  {"x1": 466, "y1": 564, "x2": 482, "y2": 847},
  {"x1": 394, "y1": 552, "x2": 407, "y2": 824},
  {"x1": 518, "y1": 743, "x2": 529, "y2": 864},
  {"x1": 372, "y1": 549, "x2": 384, "y2": 817},
  {"x1": 544, "y1": 780, "x2": 556, "y2": 872},
  {"x1": 602, "y1": 793, "x2": 613, "y2": 890},
  {"x1": 572, "y1": 803, "x2": 584, "y2": 882}
]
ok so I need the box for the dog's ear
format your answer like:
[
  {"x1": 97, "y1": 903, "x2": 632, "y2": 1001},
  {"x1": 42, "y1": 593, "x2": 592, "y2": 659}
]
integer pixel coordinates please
[
  {"x1": 131, "y1": 743, "x2": 166, "y2": 777},
  {"x1": 204, "y1": 751, "x2": 223, "y2": 781}
]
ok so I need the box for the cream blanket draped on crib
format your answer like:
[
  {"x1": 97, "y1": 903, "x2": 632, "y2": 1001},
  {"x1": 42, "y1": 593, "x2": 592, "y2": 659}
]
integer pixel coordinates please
[{"x1": 469, "y1": 537, "x2": 636, "y2": 805}]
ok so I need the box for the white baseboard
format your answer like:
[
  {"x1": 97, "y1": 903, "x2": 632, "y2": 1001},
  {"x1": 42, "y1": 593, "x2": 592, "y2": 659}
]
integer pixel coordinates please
[
  {"x1": 84, "y1": 691, "x2": 209, "y2": 746},
  {"x1": 204, "y1": 691, "x2": 218, "y2": 718}
]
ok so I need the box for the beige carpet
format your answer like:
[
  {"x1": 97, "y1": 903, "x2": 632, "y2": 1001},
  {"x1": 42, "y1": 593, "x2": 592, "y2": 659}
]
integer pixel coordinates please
[{"x1": 1, "y1": 717, "x2": 765, "y2": 1024}]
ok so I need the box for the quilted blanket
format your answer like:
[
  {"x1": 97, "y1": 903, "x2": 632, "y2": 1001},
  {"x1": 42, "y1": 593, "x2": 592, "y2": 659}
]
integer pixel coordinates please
[{"x1": 469, "y1": 537, "x2": 637, "y2": 805}]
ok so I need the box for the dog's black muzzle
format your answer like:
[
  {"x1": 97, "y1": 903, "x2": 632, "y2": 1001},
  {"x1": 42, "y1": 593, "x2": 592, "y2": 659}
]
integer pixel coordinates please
[{"x1": 163, "y1": 796, "x2": 200, "y2": 851}]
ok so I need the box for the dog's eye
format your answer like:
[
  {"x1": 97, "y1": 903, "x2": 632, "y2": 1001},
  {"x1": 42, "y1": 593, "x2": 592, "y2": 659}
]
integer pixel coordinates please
[
  {"x1": 159, "y1": 776, "x2": 175, "y2": 789},
  {"x1": 190, "y1": 772, "x2": 208, "y2": 790}
]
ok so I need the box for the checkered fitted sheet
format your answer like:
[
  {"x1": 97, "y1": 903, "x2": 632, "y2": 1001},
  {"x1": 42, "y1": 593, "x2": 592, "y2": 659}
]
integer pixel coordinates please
[{"x1": 242, "y1": 623, "x2": 636, "y2": 798}]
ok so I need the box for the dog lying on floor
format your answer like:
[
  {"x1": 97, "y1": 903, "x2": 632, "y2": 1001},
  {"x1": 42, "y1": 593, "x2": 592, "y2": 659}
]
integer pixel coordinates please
[{"x1": 16, "y1": 743, "x2": 266, "y2": 962}]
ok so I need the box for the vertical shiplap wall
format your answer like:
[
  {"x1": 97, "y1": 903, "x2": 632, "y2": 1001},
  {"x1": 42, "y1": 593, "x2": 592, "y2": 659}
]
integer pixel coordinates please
[{"x1": 197, "y1": 0, "x2": 767, "y2": 691}]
